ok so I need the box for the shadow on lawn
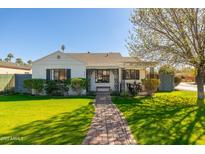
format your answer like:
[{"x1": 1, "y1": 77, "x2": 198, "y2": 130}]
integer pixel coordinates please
[
  {"x1": 0, "y1": 104, "x2": 94, "y2": 145},
  {"x1": 113, "y1": 96, "x2": 205, "y2": 145},
  {"x1": 0, "y1": 95, "x2": 94, "y2": 102}
]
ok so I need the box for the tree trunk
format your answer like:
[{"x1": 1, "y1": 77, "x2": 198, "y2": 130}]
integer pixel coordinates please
[{"x1": 196, "y1": 66, "x2": 205, "y2": 106}]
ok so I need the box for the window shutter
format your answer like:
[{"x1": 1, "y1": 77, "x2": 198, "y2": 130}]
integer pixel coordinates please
[
  {"x1": 67, "y1": 69, "x2": 71, "y2": 79},
  {"x1": 46, "y1": 69, "x2": 51, "y2": 80},
  {"x1": 136, "y1": 70, "x2": 140, "y2": 80}
]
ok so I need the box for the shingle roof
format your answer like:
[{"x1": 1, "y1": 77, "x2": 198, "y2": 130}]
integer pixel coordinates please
[
  {"x1": 0, "y1": 61, "x2": 31, "y2": 70},
  {"x1": 33, "y1": 51, "x2": 157, "y2": 67},
  {"x1": 66, "y1": 52, "x2": 141, "y2": 66}
]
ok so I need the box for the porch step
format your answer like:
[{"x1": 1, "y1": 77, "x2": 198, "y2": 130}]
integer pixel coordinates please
[
  {"x1": 96, "y1": 91, "x2": 110, "y2": 95},
  {"x1": 95, "y1": 92, "x2": 112, "y2": 104}
]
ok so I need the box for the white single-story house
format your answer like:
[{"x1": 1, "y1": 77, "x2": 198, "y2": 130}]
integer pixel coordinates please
[
  {"x1": 0, "y1": 61, "x2": 32, "y2": 74},
  {"x1": 32, "y1": 51, "x2": 157, "y2": 94}
]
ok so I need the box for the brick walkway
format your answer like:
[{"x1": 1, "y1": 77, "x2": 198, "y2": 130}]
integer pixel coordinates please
[{"x1": 83, "y1": 92, "x2": 136, "y2": 145}]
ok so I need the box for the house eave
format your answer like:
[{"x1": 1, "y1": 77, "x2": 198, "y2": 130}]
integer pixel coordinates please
[
  {"x1": 86, "y1": 65, "x2": 119, "y2": 69},
  {"x1": 85, "y1": 61, "x2": 158, "y2": 69},
  {"x1": 122, "y1": 61, "x2": 158, "y2": 68}
]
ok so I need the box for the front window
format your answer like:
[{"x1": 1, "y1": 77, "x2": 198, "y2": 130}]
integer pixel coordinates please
[
  {"x1": 52, "y1": 69, "x2": 67, "y2": 80},
  {"x1": 123, "y1": 69, "x2": 139, "y2": 80},
  {"x1": 46, "y1": 69, "x2": 71, "y2": 80},
  {"x1": 95, "y1": 70, "x2": 110, "y2": 83}
]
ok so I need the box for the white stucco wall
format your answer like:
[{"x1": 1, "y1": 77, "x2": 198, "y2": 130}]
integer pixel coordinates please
[
  {"x1": 32, "y1": 52, "x2": 86, "y2": 79},
  {"x1": 0, "y1": 67, "x2": 31, "y2": 74},
  {"x1": 32, "y1": 52, "x2": 86, "y2": 95},
  {"x1": 32, "y1": 51, "x2": 148, "y2": 94}
]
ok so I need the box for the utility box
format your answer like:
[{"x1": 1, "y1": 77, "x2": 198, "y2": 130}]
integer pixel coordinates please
[{"x1": 159, "y1": 73, "x2": 174, "y2": 91}]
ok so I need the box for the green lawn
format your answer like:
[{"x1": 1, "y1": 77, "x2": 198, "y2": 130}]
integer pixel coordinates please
[
  {"x1": 0, "y1": 95, "x2": 94, "y2": 145},
  {"x1": 112, "y1": 91, "x2": 205, "y2": 145}
]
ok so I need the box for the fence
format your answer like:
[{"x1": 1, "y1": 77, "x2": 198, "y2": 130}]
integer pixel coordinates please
[
  {"x1": 0, "y1": 74, "x2": 32, "y2": 94},
  {"x1": 0, "y1": 74, "x2": 15, "y2": 93},
  {"x1": 15, "y1": 74, "x2": 32, "y2": 93}
]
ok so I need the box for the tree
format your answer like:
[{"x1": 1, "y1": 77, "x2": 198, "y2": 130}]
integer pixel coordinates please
[
  {"x1": 15, "y1": 58, "x2": 24, "y2": 65},
  {"x1": 27, "y1": 60, "x2": 32, "y2": 65},
  {"x1": 127, "y1": 9, "x2": 205, "y2": 106},
  {"x1": 4, "y1": 57, "x2": 9, "y2": 62},
  {"x1": 7, "y1": 53, "x2": 14, "y2": 62},
  {"x1": 159, "y1": 65, "x2": 175, "y2": 75}
]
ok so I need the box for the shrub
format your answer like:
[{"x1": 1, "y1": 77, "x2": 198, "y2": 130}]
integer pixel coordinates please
[
  {"x1": 24, "y1": 79, "x2": 32, "y2": 90},
  {"x1": 24, "y1": 79, "x2": 45, "y2": 95},
  {"x1": 174, "y1": 76, "x2": 182, "y2": 86},
  {"x1": 45, "y1": 79, "x2": 70, "y2": 96},
  {"x1": 142, "y1": 78, "x2": 160, "y2": 96},
  {"x1": 71, "y1": 78, "x2": 87, "y2": 95},
  {"x1": 159, "y1": 65, "x2": 175, "y2": 75},
  {"x1": 126, "y1": 82, "x2": 143, "y2": 96},
  {"x1": 111, "y1": 91, "x2": 120, "y2": 96},
  {"x1": 86, "y1": 91, "x2": 96, "y2": 96}
]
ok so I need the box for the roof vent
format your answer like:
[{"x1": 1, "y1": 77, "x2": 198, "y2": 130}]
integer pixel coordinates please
[{"x1": 57, "y1": 55, "x2": 61, "y2": 59}]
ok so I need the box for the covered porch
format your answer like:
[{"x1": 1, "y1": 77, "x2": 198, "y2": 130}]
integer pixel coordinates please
[
  {"x1": 86, "y1": 67, "x2": 119, "y2": 93},
  {"x1": 86, "y1": 61, "x2": 157, "y2": 93},
  {"x1": 120, "y1": 61, "x2": 158, "y2": 93}
]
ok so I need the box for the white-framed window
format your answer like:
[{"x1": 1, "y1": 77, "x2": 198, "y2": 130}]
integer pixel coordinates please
[{"x1": 123, "y1": 69, "x2": 140, "y2": 80}]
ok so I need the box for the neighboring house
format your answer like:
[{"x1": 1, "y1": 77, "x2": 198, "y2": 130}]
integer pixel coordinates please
[
  {"x1": 0, "y1": 62, "x2": 32, "y2": 93},
  {"x1": 32, "y1": 51, "x2": 157, "y2": 94},
  {"x1": 0, "y1": 61, "x2": 32, "y2": 74}
]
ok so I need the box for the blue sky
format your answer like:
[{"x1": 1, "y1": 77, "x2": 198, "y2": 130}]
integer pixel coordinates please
[{"x1": 0, "y1": 8, "x2": 133, "y2": 62}]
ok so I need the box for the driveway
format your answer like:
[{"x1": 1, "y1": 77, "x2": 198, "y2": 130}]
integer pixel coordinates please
[{"x1": 175, "y1": 82, "x2": 205, "y2": 91}]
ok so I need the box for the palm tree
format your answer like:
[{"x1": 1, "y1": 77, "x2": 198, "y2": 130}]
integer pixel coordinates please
[
  {"x1": 4, "y1": 57, "x2": 9, "y2": 62},
  {"x1": 61, "y1": 44, "x2": 65, "y2": 52},
  {"x1": 7, "y1": 53, "x2": 14, "y2": 62}
]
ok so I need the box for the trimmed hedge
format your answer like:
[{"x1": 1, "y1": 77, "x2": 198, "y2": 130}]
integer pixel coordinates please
[
  {"x1": 71, "y1": 78, "x2": 87, "y2": 95},
  {"x1": 24, "y1": 78, "x2": 88, "y2": 96},
  {"x1": 24, "y1": 79, "x2": 45, "y2": 95},
  {"x1": 45, "y1": 80, "x2": 71, "y2": 96}
]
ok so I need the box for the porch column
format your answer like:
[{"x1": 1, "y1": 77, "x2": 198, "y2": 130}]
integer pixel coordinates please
[
  {"x1": 118, "y1": 68, "x2": 122, "y2": 92},
  {"x1": 150, "y1": 67, "x2": 155, "y2": 78}
]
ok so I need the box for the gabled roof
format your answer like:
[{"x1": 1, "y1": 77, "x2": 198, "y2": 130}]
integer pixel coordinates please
[
  {"x1": 33, "y1": 51, "x2": 157, "y2": 67},
  {"x1": 67, "y1": 52, "x2": 153, "y2": 67},
  {"x1": 0, "y1": 61, "x2": 31, "y2": 70}
]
